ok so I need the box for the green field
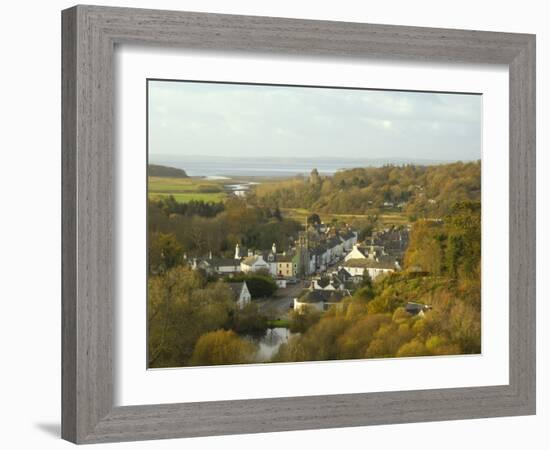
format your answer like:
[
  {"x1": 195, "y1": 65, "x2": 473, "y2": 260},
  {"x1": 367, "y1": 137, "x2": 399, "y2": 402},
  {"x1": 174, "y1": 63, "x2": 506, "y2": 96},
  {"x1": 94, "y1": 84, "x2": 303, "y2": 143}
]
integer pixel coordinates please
[
  {"x1": 281, "y1": 208, "x2": 410, "y2": 227},
  {"x1": 148, "y1": 176, "x2": 227, "y2": 203}
]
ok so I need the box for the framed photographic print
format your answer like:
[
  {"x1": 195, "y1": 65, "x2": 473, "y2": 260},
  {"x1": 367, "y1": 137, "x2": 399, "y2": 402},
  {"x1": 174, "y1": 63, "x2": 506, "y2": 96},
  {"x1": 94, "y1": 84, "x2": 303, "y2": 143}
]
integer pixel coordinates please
[{"x1": 62, "y1": 5, "x2": 536, "y2": 444}]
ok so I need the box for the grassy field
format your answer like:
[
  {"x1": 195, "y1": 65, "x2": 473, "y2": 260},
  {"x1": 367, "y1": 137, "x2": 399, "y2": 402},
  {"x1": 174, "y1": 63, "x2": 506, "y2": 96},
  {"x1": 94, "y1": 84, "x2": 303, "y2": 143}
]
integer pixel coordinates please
[
  {"x1": 148, "y1": 176, "x2": 227, "y2": 203},
  {"x1": 149, "y1": 192, "x2": 226, "y2": 202},
  {"x1": 281, "y1": 208, "x2": 410, "y2": 227}
]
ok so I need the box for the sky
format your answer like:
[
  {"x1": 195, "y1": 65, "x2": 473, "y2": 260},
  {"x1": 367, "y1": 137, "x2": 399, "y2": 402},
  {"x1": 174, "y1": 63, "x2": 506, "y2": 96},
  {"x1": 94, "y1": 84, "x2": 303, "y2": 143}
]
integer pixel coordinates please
[{"x1": 148, "y1": 80, "x2": 481, "y2": 161}]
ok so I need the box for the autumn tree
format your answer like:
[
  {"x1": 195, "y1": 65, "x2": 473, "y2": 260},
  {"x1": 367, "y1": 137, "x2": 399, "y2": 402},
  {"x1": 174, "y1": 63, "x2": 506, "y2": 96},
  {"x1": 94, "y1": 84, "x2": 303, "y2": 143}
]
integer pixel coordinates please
[
  {"x1": 190, "y1": 330, "x2": 257, "y2": 366},
  {"x1": 148, "y1": 232, "x2": 183, "y2": 274},
  {"x1": 148, "y1": 267, "x2": 235, "y2": 368}
]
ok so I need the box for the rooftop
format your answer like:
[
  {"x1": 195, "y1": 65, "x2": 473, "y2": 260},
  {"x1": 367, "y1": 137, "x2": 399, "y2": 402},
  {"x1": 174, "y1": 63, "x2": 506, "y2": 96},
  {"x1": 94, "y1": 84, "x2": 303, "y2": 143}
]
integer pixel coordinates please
[
  {"x1": 242, "y1": 255, "x2": 264, "y2": 266},
  {"x1": 206, "y1": 258, "x2": 241, "y2": 267},
  {"x1": 298, "y1": 289, "x2": 349, "y2": 304},
  {"x1": 226, "y1": 281, "x2": 247, "y2": 299}
]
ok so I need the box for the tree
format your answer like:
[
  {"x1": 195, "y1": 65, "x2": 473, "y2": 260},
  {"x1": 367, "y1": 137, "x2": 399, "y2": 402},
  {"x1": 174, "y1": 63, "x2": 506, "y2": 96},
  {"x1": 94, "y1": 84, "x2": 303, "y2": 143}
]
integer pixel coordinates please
[
  {"x1": 252, "y1": 161, "x2": 480, "y2": 217},
  {"x1": 148, "y1": 232, "x2": 183, "y2": 274},
  {"x1": 288, "y1": 308, "x2": 321, "y2": 333},
  {"x1": 396, "y1": 339, "x2": 428, "y2": 357},
  {"x1": 231, "y1": 303, "x2": 268, "y2": 334},
  {"x1": 148, "y1": 164, "x2": 188, "y2": 178},
  {"x1": 190, "y1": 330, "x2": 257, "y2": 365},
  {"x1": 404, "y1": 220, "x2": 445, "y2": 274},
  {"x1": 358, "y1": 224, "x2": 374, "y2": 241},
  {"x1": 361, "y1": 271, "x2": 373, "y2": 289},
  {"x1": 229, "y1": 273, "x2": 277, "y2": 298},
  {"x1": 445, "y1": 202, "x2": 481, "y2": 279},
  {"x1": 147, "y1": 267, "x2": 235, "y2": 368},
  {"x1": 307, "y1": 213, "x2": 321, "y2": 226}
]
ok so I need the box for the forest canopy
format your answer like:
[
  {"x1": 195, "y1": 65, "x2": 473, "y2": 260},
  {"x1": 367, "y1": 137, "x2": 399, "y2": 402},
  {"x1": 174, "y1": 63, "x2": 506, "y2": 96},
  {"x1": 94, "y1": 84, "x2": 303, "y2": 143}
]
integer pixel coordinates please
[{"x1": 251, "y1": 161, "x2": 481, "y2": 217}]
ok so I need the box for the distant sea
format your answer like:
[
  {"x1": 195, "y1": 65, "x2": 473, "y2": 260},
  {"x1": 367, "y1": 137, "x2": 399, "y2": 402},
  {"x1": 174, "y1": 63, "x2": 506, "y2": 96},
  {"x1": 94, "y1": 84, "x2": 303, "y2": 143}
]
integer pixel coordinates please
[{"x1": 149, "y1": 155, "x2": 459, "y2": 178}]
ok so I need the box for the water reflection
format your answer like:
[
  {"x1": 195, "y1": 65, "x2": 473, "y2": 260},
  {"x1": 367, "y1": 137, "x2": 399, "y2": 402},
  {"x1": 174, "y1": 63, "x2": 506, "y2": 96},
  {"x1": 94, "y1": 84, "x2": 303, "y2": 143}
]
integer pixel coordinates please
[
  {"x1": 247, "y1": 327, "x2": 296, "y2": 362},
  {"x1": 224, "y1": 182, "x2": 259, "y2": 197}
]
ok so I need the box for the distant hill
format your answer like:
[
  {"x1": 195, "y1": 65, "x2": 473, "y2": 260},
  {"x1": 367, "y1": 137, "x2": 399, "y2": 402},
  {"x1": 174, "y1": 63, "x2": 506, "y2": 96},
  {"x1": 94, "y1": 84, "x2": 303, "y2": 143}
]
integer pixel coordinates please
[{"x1": 148, "y1": 164, "x2": 188, "y2": 178}]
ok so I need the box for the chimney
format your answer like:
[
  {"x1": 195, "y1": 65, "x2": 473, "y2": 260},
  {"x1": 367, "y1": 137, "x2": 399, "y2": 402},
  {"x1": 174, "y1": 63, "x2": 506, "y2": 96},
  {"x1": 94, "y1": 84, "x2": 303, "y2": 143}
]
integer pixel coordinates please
[
  {"x1": 209, "y1": 251, "x2": 213, "y2": 260},
  {"x1": 272, "y1": 242, "x2": 277, "y2": 254},
  {"x1": 234, "y1": 243, "x2": 240, "y2": 260}
]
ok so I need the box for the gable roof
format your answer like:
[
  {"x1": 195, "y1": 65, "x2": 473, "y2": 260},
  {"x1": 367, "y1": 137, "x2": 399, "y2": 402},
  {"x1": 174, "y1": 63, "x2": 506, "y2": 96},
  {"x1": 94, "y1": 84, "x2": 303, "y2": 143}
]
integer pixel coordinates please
[
  {"x1": 207, "y1": 258, "x2": 241, "y2": 267},
  {"x1": 242, "y1": 255, "x2": 266, "y2": 266},
  {"x1": 298, "y1": 289, "x2": 349, "y2": 304},
  {"x1": 275, "y1": 254, "x2": 294, "y2": 263},
  {"x1": 338, "y1": 267, "x2": 352, "y2": 279},
  {"x1": 347, "y1": 246, "x2": 368, "y2": 257},
  {"x1": 226, "y1": 281, "x2": 247, "y2": 299}
]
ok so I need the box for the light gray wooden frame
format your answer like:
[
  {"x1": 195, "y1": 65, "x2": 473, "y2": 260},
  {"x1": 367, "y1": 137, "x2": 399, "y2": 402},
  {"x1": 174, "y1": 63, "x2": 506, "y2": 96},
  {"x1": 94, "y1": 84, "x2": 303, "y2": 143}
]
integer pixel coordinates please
[{"x1": 62, "y1": 4, "x2": 536, "y2": 444}]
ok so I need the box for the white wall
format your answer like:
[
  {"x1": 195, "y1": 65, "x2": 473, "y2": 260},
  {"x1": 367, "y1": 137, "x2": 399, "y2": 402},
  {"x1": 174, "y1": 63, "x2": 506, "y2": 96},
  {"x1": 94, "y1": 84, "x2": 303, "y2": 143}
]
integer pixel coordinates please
[{"x1": 0, "y1": 1, "x2": 547, "y2": 449}]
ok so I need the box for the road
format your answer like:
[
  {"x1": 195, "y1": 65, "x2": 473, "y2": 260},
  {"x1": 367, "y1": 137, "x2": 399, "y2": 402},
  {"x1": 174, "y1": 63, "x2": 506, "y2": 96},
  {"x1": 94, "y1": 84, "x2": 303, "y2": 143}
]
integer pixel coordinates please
[{"x1": 255, "y1": 281, "x2": 306, "y2": 318}]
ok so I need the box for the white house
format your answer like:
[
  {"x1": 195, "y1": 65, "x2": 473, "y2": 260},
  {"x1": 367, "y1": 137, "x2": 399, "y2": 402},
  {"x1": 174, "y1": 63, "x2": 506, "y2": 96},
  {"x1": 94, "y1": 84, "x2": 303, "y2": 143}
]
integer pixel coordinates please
[
  {"x1": 344, "y1": 243, "x2": 386, "y2": 262},
  {"x1": 240, "y1": 254, "x2": 270, "y2": 273},
  {"x1": 193, "y1": 257, "x2": 241, "y2": 274},
  {"x1": 293, "y1": 289, "x2": 350, "y2": 313},
  {"x1": 226, "y1": 281, "x2": 252, "y2": 309},
  {"x1": 342, "y1": 258, "x2": 397, "y2": 280}
]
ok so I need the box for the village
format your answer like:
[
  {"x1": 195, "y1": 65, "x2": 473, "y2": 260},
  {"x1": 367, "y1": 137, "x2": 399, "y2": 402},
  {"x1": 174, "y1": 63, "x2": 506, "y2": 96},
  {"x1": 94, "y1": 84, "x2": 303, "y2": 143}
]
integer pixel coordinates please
[
  {"x1": 188, "y1": 220, "x2": 412, "y2": 319},
  {"x1": 145, "y1": 80, "x2": 483, "y2": 368}
]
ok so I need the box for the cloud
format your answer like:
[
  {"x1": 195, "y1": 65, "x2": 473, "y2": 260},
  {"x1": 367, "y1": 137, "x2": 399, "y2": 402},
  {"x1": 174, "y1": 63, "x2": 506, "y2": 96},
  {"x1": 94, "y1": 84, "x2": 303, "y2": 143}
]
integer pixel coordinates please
[{"x1": 148, "y1": 80, "x2": 481, "y2": 161}]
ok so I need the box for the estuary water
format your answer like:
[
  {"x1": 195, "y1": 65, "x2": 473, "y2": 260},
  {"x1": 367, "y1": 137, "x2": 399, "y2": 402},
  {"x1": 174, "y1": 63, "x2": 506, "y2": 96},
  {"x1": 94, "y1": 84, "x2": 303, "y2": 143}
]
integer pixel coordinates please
[{"x1": 149, "y1": 155, "x2": 447, "y2": 178}]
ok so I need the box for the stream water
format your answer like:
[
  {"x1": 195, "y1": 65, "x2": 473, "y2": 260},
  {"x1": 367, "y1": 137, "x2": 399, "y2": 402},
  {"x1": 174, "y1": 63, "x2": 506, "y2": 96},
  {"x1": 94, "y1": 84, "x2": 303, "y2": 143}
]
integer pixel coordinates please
[{"x1": 246, "y1": 327, "x2": 297, "y2": 362}]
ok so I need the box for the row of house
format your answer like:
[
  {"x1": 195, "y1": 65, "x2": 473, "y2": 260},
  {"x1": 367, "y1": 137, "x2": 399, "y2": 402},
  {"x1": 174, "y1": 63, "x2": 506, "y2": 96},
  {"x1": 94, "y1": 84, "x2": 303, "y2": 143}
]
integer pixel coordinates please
[
  {"x1": 305, "y1": 229, "x2": 358, "y2": 274},
  {"x1": 293, "y1": 280, "x2": 431, "y2": 317},
  {"x1": 191, "y1": 228, "x2": 358, "y2": 280},
  {"x1": 191, "y1": 243, "x2": 294, "y2": 279}
]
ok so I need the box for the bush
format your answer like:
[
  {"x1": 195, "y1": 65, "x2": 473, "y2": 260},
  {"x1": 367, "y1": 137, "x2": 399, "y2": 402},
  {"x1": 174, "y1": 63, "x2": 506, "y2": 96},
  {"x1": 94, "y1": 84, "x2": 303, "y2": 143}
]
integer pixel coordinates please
[
  {"x1": 231, "y1": 303, "x2": 268, "y2": 334},
  {"x1": 229, "y1": 273, "x2": 277, "y2": 298},
  {"x1": 288, "y1": 309, "x2": 321, "y2": 333},
  {"x1": 190, "y1": 330, "x2": 257, "y2": 366}
]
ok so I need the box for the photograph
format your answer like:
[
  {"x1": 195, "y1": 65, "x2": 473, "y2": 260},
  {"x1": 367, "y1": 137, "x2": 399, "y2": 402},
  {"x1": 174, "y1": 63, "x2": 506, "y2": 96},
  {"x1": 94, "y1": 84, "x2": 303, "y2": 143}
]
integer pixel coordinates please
[{"x1": 146, "y1": 79, "x2": 482, "y2": 369}]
